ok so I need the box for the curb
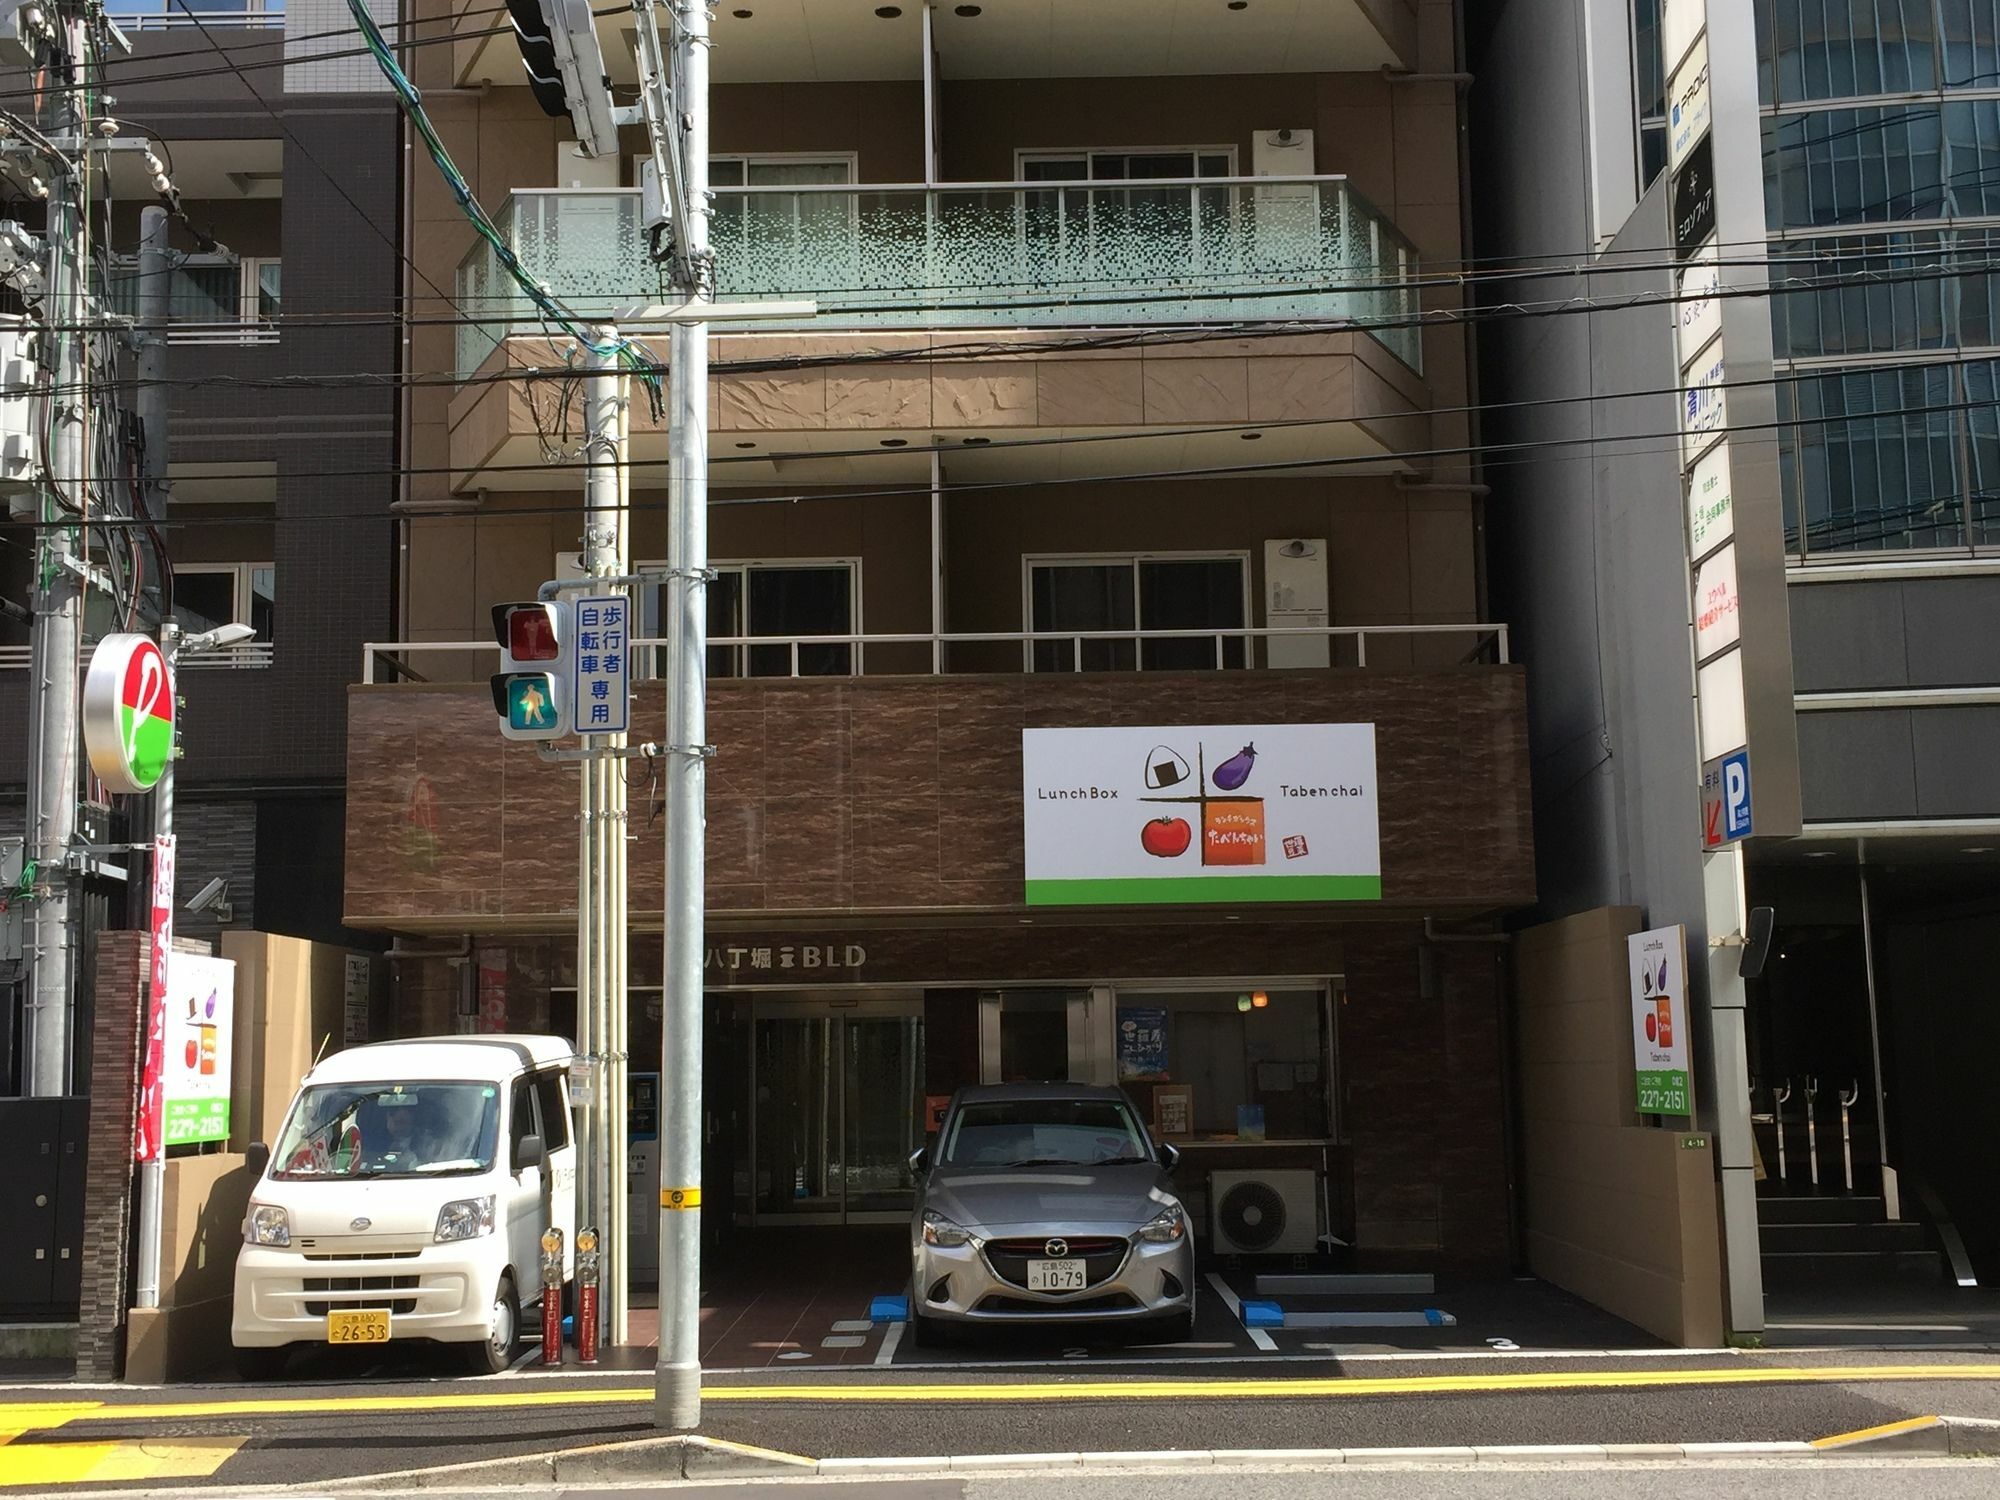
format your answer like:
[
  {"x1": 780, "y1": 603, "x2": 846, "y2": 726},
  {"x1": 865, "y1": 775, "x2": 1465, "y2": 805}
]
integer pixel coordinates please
[
  {"x1": 1812, "y1": 1415, "x2": 2000, "y2": 1457},
  {"x1": 311, "y1": 1434, "x2": 816, "y2": 1490}
]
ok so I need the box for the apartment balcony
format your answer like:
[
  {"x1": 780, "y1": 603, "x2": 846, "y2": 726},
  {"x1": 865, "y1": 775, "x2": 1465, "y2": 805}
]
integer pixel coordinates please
[
  {"x1": 449, "y1": 178, "x2": 1428, "y2": 490},
  {"x1": 344, "y1": 641, "x2": 1529, "y2": 933},
  {"x1": 453, "y1": 1, "x2": 1417, "y2": 88}
]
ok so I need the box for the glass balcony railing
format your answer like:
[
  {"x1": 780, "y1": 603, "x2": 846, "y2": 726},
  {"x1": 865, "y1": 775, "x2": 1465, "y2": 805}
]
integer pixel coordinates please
[{"x1": 455, "y1": 176, "x2": 1423, "y2": 380}]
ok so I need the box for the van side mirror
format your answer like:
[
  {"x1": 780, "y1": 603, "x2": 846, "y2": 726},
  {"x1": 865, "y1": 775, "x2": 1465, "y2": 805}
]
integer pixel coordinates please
[
  {"x1": 907, "y1": 1146, "x2": 927, "y2": 1176},
  {"x1": 514, "y1": 1133, "x2": 545, "y2": 1173},
  {"x1": 246, "y1": 1141, "x2": 270, "y2": 1175},
  {"x1": 1159, "y1": 1143, "x2": 1181, "y2": 1173}
]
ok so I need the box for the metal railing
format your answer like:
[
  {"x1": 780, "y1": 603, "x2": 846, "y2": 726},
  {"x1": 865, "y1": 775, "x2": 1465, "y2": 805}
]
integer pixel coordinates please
[
  {"x1": 0, "y1": 642, "x2": 273, "y2": 670},
  {"x1": 456, "y1": 176, "x2": 1423, "y2": 379},
  {"x1": 361, "y1": 623, "x2": 1508, "y2": 685},
  {"x1": 105, "y1": 4, "x2": 285, "y2": 29}
]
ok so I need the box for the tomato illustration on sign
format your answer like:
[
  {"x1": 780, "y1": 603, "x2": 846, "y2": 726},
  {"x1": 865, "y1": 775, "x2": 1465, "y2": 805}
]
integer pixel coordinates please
[
  {"x1": 1645, "y1": 1013, "x2": 1659, "y2": 1043},
  {"x1": 1140, "y1": 817, "x2": 1193, "y2": 858}
]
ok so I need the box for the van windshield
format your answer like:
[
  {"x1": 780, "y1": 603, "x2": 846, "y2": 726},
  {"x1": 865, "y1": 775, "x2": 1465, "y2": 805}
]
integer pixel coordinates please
[{"x1": 272, "y1": 1081, "x2": 500, "y2": 1180}]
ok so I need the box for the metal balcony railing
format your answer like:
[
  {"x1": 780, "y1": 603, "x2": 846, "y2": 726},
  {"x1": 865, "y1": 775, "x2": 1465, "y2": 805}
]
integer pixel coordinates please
[
  {"x1": 360, "y1": 623, "x2": 1506, "y2": 685},
  {"x1": 104, "y1": 2, "x2": 285, "y2": 28},
  {"x1": 455, "y1": 177, "x2": 1423, "y2": 380}
]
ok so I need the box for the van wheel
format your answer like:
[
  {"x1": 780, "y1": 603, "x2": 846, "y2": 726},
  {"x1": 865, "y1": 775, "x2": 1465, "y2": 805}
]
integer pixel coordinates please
[
  {"x1": 233, "y1": 1345, "x2": 288, "y2": 1381},
  {"x1": 466, "y1": 1276, "x2": 520, "y2": 1375}
]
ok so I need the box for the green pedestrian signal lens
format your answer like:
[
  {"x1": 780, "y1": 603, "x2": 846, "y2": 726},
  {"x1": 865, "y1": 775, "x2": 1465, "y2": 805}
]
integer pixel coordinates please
[{"x1": 506, "y1": 675, "x2": 559, "y2": 730}]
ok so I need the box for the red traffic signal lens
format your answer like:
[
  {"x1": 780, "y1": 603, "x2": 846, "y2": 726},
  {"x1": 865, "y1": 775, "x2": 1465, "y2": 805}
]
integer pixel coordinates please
[{"x1": 505, "y1": 606, "x2": 560, "y2": 661}]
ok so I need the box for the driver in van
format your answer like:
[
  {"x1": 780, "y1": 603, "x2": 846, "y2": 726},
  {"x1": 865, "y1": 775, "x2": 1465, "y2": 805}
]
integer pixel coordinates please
[{"x1": 359, "y1": 1098, "x2": 426, "y2": 1170}]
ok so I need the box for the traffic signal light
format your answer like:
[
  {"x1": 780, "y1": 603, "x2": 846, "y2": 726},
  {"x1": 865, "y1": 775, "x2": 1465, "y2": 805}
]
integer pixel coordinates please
[
  {"x1": 505, "y1": 0, "x2": 618, "y2": 158},
  {"x1": 490, "y1": 601, "x2": 571, "y2": 741}
]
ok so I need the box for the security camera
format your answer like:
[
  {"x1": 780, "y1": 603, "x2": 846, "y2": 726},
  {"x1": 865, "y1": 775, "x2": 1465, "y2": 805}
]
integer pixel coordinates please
[{"x1": 185, "y1": 877, "x2": 232, "y2": 921}]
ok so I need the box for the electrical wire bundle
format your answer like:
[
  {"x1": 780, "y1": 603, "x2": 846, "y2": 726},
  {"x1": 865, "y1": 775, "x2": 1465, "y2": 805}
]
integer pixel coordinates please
[{"x1": 341, "y1": 0, "x2": 665, "y2": 416}]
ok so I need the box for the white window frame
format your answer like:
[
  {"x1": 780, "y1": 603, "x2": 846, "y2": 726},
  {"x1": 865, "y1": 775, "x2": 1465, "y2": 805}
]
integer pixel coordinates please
[
  {"x1": 1013, "y1": 146, "x2": 1239, "y2": 181},
  {"x1": 706, "y1": 152, "x2": 860, "y2": 183},
  {"x1": 639, "y1": 555, "x2": 863, "y2": 677},
  {"x1": 1021, "y1": 549, "x2": 1253, "y2": 673},
  {"x1": 157, "y1": 253, "x2": 281, "y2": 346},
  {"x1": 169, "y1": 561, "x2": 273, "y2": 667}
]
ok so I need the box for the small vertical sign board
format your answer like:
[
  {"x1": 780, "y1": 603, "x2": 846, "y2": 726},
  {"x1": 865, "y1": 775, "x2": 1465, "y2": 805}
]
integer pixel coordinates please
[
  {"x1": 1629, "y1": 925, "x2": 1692, "y2": 1115},
  {"x1": 343, "y1": 954, "x2": 372, "y2": 1044},
  {"x1": 571, "y1": 594, "x2": 631, "y2": 737}
]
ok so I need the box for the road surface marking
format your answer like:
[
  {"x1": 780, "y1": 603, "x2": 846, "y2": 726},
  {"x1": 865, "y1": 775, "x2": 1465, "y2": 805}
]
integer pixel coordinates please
[
  {"x1": 0, "y1": 1436, "x2": 243, "y2": 1488},
  {"x1": 874, "y1": 1320, "x2": 906, "y2": 1367},
  {"x1": 1204, "y1": 1271, "x2": 1278, "y2": 1352},
  {"x1": 8, "y1": 1362, "x2": 2000, "y2": 1426},
  {"x1": 1810, "y1": 1414, "x2": 1942, "y2": 1449}
]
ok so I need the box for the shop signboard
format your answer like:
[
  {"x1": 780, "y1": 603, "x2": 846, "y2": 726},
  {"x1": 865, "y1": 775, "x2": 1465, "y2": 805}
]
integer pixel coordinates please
[
  {"x1": 1628, "y1": 925, "x2": 1692, "y2": 1115},
  {"x1": 164, "y1": 951, "x2": 235, "y2": 1147},
  {"x1": 1668, "y1": 39, "x2": 1712, "y2": 170},
  {"x1": 1671, "y1": 135, "x2": 1716, "y2": 261},
  {"x1": 1687, "y1": 441, "x2": 1735, "y2": 559},
  {"x1": 1021, "y1": 723, "x2": 1380, "y2": 905},
  {"x1": 1693, "y1": 544, "x2": 1741, "y2": 661},
  {"x1": 1675, "y1": 244, "x2": 1721, "y2": 371}
]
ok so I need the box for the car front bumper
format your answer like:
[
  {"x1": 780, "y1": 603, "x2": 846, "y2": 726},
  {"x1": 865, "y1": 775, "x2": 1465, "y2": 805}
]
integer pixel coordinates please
[
  {"x1": 231, "y1": 1241, "x2": 501, "y2": 1349},
  {"x1": 912, "y1": 1232, "x2": 1195, "y2": 1326}
]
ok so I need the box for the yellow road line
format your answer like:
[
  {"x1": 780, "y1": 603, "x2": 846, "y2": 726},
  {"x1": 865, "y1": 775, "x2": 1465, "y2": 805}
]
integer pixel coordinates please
[
  {"x1": 1811, "y1": 1414, "x2": 1943, "y2": 1449},
  {"x1": 0, "y1": 1437, "x2": 244, "y2": 1488},
  {"x1": 3, "y1": 1363, "x2": 1997, "y2": 1423}
]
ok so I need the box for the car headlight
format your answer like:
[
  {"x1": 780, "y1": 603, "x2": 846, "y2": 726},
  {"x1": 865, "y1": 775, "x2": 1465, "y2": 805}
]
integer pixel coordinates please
[
  {"x1": 921, "y1": 1210, "x2": 974, "y2": 1248},
  {"x1": 246, "y1": 1203, "x2": 291, "y2": 1247},
  {"x1": 434, "y1": 1195, "x2": 496, "y2": 1243},
  {"x1": 1136, "y1": 1206, "x2": 1187, "y2": 1244}
]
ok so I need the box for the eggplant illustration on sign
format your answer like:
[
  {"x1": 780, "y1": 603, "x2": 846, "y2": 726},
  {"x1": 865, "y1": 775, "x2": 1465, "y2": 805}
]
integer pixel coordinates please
[{"x1": 1212, "y1": 743, "x2": 1258, "y2": 791}]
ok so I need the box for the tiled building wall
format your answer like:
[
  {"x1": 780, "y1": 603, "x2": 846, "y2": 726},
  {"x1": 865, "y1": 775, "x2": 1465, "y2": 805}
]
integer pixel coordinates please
[{"x1": 347, "y1": 667, "x2": 1533, "y2": 927}]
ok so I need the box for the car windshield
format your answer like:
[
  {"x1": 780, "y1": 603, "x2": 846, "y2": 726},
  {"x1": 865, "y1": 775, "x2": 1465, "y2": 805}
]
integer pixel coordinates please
[
  {"x1": 271, "y1": 1081, "x2": 500, "y2": 1180},
  {"x1": 939, "y1": 1098, "x2": 1152, "y2": 1168}
]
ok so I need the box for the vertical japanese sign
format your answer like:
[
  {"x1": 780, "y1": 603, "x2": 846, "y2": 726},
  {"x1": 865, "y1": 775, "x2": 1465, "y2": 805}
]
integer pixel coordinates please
[
  {"x1": 163, "y1": 952, "x2": 234, "y2": 1146},
  {"x1": 343, "y1": 953, "x2": 372, "y2": 1043},
  {"x1": 135, "y1": 834, "x2": 174, "y2": 1162},
  {"x1": 1629, "y1": 925, "x2": 1692, "y2": 1114},
  {"x1": 571, "y1": 594, "x2": 631, "y2": 736},
  {"x1": 1116, "y1": 1006, "x2": 1170, "y2": 1080}
]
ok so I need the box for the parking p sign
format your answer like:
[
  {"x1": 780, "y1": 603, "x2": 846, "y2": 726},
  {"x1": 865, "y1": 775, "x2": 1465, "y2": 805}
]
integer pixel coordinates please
[{"x1": 1701, "y1": 749, "x2": 1753, "y2": 849}]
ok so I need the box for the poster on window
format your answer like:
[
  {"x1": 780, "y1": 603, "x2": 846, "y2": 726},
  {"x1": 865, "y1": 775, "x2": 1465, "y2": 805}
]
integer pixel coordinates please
[
  {"x1": 1629, "y1": 925, "x2": 1692, "y2": 1116},
  {"x1": 1116, "y1": 1007, "x2": 1170, "y2": 1080},
  {"x1": 164, "y1": 952, "x2": 235, "y2": 1148},
  {"x1": 1021, "y1": 724, "x2": 1380, "y2": 905}
]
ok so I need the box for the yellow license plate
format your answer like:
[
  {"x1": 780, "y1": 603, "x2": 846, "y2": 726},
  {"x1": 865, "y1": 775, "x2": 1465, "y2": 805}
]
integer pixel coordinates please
[{"x1": 326, "y1": 1309, "x2": 390, "y2": 1344}]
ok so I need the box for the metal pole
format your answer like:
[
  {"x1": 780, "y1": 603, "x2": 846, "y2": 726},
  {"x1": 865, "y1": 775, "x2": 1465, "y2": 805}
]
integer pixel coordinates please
[
  {"x1": 1857, "y1": 864, "x2": 1899, "y2": 1219},
  {"x1": 581, "y1": 336, "x2": 622, "y2": 1347},
  {"x1": 609, "y1": 367, "x2": 632, "y2": 1347},
  {"x1": 22, "y1": 9, "x2": 92, "y2": 1096},
  {"x1": 658, "y1": 0, "x2": 712, "y2": 1431},
  {"x1": 131, "y1": 205, "x2": 173, "y2": 1309}
]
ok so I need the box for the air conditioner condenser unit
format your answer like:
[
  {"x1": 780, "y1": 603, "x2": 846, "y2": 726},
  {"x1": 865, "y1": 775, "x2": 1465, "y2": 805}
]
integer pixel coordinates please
[{"x1": 1208, "y1": 1168, "x2": 1320, "y2": 1256}]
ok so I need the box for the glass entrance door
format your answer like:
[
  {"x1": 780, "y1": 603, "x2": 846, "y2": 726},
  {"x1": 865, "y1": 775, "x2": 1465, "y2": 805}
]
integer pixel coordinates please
[{"x1": 749, "y1": 998, "x2": 923, "y2": 1225}]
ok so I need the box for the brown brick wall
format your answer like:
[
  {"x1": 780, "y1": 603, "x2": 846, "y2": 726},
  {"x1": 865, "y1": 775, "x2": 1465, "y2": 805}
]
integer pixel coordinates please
[
  {"x1": 348, "y1": 668, "x2": 1533, "y2": 929},
  {"x1": 76, "y1": 930, "x2": 146, "y2": 1381}
]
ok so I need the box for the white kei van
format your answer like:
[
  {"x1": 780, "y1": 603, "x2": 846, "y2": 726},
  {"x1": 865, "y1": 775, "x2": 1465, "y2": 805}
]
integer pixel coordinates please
[{"x1": 231, "y1": 1035, "x2": 577, "y2": 1377}]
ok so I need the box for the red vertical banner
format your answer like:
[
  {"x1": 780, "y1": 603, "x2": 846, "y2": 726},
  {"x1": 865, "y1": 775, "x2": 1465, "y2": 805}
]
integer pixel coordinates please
[
  {"x1": 476, "y1": 948, "x2": 507, "y2": 1034},
  {"x1": 135, "y1": 834, "x2": 175, "y2": 1162}
]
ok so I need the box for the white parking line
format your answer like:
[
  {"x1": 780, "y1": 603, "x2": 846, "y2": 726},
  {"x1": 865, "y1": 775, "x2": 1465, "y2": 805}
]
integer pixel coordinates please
[
  {"x1": 874, "y1": 1320, "x2": 907, "y2": 1367},
  {"x1": 1204, "y1": 1271, "x2": 1278, "y2": 1352}
]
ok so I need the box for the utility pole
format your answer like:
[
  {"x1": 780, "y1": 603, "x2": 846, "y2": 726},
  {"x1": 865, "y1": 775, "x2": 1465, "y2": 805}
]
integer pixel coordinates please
[
  {"x1": 656, "y1": 0, "x2": 711, "y2": 1431},
  {"x1": 22, "y1": 5, "x2": 93, "y2": 1096}
]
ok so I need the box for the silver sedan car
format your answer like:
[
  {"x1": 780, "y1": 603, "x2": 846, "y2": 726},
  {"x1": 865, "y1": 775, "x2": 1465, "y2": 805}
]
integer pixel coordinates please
[{"x1": 907, "y1": 1083, "x2": 1196, "y2": 1346}]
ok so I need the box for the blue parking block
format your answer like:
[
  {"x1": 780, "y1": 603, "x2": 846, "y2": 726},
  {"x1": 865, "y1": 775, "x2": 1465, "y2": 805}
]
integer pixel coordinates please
[
  {"x1": 1242, "y1": 1299, "x2": 1285, "y2": 1329},
  {"x1": 869, "y1": 1295, "x2": 910, "y2": 1324}
]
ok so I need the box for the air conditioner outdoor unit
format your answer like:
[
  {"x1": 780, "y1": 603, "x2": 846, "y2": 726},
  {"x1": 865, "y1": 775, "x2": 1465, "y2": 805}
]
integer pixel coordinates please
[{"x1": 1209, "y1": 1168, "x2": 1319, "y2": 1256}]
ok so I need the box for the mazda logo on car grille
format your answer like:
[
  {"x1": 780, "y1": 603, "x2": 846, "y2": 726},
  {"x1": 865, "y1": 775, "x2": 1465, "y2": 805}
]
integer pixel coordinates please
[
  {"x1": 1044, "y1": 1238, "x2": 1068, "y2": 1258},
  {"x1": 350, "y1": 1217, "x2": 372, "y2": 1231}
]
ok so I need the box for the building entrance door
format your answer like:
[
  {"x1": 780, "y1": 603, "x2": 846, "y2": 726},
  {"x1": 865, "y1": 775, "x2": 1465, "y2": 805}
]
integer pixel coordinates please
[{"x1": 746, "y1": 995, "x2": 924, "y2": 1225}]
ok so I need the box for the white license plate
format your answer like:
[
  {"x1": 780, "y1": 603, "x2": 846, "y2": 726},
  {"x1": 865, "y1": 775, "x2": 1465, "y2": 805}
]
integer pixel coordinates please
[{"x1": 1027, "y1": 1258, "x2": 1087, "y2": 1292}]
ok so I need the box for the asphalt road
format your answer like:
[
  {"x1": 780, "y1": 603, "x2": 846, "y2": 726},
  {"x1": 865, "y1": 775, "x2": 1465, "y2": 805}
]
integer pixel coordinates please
[{"x1": 7, "y1": 1350, "x2": 2000, "y2": 1490}]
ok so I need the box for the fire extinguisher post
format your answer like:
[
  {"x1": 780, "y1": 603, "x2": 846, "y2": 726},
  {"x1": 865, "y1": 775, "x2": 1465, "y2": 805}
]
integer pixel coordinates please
[
  {"x1": 540, "y1": 1227, "x2": 564, "y2": 1366},
  {"x1": 576, "y1": 1227, "x2": 600, "y2": 1364}
]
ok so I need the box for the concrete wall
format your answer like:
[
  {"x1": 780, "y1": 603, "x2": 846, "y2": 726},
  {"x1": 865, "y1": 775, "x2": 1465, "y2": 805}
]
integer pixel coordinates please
[{"x1": 1513, "y1": 907, "x2": 1724, "y2": 1347}]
